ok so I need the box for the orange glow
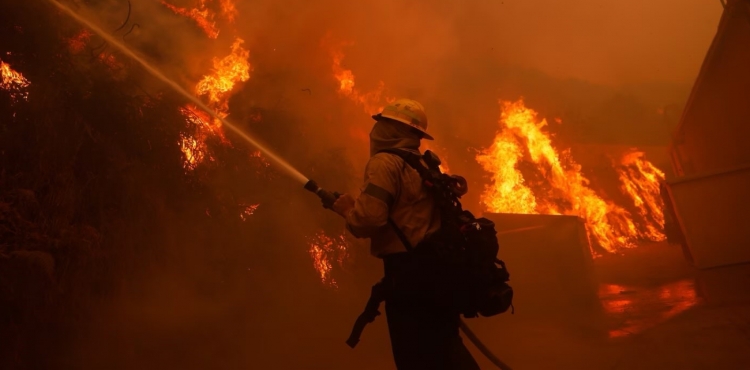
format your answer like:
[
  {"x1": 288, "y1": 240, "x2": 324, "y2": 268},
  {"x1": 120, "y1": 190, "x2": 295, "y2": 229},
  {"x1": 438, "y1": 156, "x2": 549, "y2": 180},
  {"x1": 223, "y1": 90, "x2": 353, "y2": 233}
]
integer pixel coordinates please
[
  {"x1": 68, "y1": 30, "x2": 92, "y2": 53},
  {"x1": 218, "y1": 0, "x2": 237, "y2": 23},
  {"x1": 477, "y1": 99, "x2": 664, "y2": 253},
  {"x1": 308, "y1": 231, "x2": 349, "y2": 288},
  {"x1": 616, "y1": 150, "x2": 667, "y2": 242},
  {"x1": 599, "y1": 280, "x2": 698, "y2": 338},
  {"x1": 1, "y1": 60, "x2": 30, "y2": 102},
  {"x1": 161, "y1": 0, "x2": 220, "y2": 39}
]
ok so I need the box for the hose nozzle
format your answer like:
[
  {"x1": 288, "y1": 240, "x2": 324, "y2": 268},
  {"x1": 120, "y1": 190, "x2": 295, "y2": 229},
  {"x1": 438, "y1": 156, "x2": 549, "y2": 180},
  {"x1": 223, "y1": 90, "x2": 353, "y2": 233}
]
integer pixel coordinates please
[{"x1": 304, "y1": 180, "x2": 341, "y2": 209}]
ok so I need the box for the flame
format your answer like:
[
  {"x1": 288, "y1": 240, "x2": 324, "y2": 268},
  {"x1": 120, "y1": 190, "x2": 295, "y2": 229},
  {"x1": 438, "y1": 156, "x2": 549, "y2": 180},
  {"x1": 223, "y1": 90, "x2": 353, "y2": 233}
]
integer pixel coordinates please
[
  {"x1": 616, "y1": 150, "x2": 667, "y2": 241},
  {"x1": 326, "y1": 37, "x2": 387, "y2": 115},
  {"x1": 1, "y1": 60, "x2": 30, "y2": 102},
  {"x1": 195, "y1": 37, "x2": 251, "y2": 117},
  {"x1": 161, "y1": 0, "x2": 220, "y2": 39},
  {"x1": 177, "y1": 38, "x2": 251, "y2": 170},
  {"x1": 218, "y1": 0, "x2": 237, "y2": 23},
  {"x1": 477, "y1": 99, "x2": 665, "y2": 253},
  {"x1": 178, "y1": 106, "x2": 214, "y2": 170},
  {"x1": 308, "y1": 231, "x2": 349, "y2": 288},
  {"x1": 179, "y1": 132, "x2": 208, "y2": 171}
]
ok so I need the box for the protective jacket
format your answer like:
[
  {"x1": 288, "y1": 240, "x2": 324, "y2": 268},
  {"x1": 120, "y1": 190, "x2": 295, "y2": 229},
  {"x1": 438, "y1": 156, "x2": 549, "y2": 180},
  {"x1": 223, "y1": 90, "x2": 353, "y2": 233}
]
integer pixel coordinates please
[{"x1": 344, "y1": 121, "x2": 440, "y2": 257}]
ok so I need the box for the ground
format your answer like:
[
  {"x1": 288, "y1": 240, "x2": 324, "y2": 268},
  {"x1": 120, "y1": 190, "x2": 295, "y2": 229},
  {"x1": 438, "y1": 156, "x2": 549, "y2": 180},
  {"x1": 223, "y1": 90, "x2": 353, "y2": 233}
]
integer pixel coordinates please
[{"x1": 463, "y1": 243, "x2": 750, "y2": 369}]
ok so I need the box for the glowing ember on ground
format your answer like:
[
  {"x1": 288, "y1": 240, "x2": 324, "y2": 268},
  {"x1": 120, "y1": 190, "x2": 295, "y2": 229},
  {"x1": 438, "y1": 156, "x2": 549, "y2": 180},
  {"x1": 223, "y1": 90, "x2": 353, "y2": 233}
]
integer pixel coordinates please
[
  {"x1": 161, "y1": 0, "x2": 220, "y2": 39},
  {"x1": 1, "y1": 60, "x2": 30, "y2": 102},
  {"x1": 239, "y1": 204, "x2": 259, "y2": 221},
  {"x1": 616, "y1": 150, "x2": 667, "y2": 242},
  {"x1": 477, "y1": 99, "x2": 664, "y2": 253},
  {"x1": 308, "y1": 231, "x2": 349, "y2": 288}
]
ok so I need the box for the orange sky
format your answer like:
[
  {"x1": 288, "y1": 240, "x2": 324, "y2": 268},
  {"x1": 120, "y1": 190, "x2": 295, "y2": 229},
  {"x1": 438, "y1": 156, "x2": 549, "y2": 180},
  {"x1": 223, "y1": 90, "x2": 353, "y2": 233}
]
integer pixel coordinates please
[{"x1": 479, "y1": 0, "x2": 723, "y2": 85}]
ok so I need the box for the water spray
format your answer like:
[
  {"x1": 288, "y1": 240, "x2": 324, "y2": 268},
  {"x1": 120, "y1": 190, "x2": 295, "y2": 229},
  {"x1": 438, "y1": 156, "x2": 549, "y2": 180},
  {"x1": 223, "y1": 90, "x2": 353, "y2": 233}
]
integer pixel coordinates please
[{"x1": 46, "y1": 0, "x2": 309, "y2": 185}]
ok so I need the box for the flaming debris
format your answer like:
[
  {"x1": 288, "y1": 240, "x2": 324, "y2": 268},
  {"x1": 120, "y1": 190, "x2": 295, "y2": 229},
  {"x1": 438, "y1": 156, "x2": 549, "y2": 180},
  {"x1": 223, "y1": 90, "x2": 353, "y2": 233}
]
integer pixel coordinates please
[
  {"x1": 477, "y1": 99, "x2": 664, "y2": 253},
  {"x1": 1, "y1": 60, "x2": 30, "y2": 102},
  {"x1": 616, "y1": 150, "x2": 667, "y2": 241},
  {"x1": 308, "y1": 231, "x2": 350, "y2": 288}
]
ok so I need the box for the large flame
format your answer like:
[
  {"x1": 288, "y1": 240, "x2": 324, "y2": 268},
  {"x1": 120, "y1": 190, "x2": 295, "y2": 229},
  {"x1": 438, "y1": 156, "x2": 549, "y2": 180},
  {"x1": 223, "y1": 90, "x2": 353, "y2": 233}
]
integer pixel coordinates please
[
  {"x1": 478, "y1": 99, "x2": 664, "y2": 253},
  {"x1": 308, "y1": 231, "x2": 350, "y2": 288},
  {"x1": 1, "y1": 60, "x2": 30, "y2": 102}
]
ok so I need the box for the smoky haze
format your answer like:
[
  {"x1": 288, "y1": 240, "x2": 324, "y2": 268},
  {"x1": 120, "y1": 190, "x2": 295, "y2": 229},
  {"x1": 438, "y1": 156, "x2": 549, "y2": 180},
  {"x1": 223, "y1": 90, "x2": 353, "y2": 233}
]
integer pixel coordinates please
[{"x1": 2, "y1": 0, "x2": 722, "y2": 369}]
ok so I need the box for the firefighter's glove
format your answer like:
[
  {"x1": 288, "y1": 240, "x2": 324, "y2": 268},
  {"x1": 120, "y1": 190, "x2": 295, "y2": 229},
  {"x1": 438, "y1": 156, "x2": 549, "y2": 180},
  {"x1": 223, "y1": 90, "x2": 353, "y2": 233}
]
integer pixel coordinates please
[{"x1": 332, "y1": 193, "x2": 355, "y2": 218}]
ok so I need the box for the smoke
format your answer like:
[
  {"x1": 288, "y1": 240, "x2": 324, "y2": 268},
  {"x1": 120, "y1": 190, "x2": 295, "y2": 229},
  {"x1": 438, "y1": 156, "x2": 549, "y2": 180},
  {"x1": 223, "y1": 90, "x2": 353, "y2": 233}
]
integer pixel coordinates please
[{"x1": 1, "y1": 0, "x2": 723, "y2": 368}]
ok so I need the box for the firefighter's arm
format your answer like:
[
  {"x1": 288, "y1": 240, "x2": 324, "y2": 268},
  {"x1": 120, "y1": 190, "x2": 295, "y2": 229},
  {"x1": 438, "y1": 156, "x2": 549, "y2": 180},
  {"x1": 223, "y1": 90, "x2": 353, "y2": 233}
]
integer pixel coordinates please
[{"x1": 339, "y1": 155, "x2": 399, "y2": 238}]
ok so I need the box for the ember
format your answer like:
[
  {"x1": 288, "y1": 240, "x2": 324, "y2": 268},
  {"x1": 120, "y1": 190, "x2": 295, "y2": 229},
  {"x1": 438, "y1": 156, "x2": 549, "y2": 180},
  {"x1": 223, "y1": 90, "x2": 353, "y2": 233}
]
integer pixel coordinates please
[
  {"x1": 1, "y1": 60, "x2": 30, "y2": 102},
  {"x1": 67, "y1": 29, "x2": 92, "y2": 53},
  {"x1": 308, "y1": 231, "x2": 349, "y2": 288},
  {"x1": 177, "y1": 38, "x2": 251, "y2": 170}
]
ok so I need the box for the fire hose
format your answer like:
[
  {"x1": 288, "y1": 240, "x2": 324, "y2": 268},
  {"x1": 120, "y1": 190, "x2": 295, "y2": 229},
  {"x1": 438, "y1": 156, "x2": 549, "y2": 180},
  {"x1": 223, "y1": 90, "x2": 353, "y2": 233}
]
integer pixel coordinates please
[{"x1": 305, "y1": 180, "x2": 513, "y2": 370}]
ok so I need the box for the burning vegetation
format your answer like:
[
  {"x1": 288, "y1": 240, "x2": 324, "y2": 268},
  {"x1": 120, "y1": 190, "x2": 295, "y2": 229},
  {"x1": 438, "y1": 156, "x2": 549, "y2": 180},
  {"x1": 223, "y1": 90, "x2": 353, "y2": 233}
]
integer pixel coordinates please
[
  {"x1": 1, "y1": 59, "x2": 30, "y2": 102},
  {"x1": 308, "y1": 230, "x2": 350, "y2": 288}
]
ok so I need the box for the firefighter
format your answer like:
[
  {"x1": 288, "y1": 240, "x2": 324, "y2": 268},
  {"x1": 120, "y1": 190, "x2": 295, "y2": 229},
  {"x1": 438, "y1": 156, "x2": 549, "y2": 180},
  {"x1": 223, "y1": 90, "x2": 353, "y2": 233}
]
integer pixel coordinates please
[{"x1": 332, "y1": 99, "x2": 480, "y2": 370}]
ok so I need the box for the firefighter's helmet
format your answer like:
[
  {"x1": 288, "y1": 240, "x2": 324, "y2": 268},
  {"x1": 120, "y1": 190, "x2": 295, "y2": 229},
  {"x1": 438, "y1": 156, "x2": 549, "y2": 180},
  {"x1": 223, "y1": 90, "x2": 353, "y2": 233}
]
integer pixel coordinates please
[{"x1": 372, "y1": 98, "x2": 433, "y2": 140}]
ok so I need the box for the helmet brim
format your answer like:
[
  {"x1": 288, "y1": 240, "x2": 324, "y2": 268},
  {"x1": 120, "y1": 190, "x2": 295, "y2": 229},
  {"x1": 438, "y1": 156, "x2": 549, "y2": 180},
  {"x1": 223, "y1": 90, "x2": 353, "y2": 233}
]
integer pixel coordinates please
[{"x1": 372, "y1": 114, "x2": 434, "y2": 140}]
